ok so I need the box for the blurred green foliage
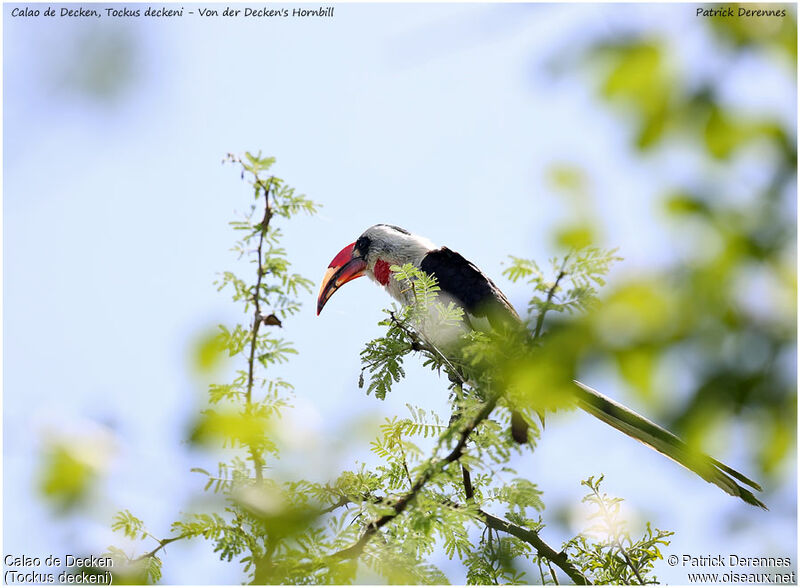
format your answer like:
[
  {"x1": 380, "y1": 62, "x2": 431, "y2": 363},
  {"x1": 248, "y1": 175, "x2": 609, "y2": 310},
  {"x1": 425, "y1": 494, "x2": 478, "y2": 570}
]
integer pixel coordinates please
[
  {"x1": 38, "y1": 443, "x2": 98, "y2": 512},
  {"x1": 547, "y1": 164, "x2": 598, "y2": 249},
  {"x1": 553, "y1": 7, "x2": 796, "y2": 481},
  {"x1": 709, "y1": 3, "x2": 797, "y2": 58},
  {"x1": 38, "y1": 432, "x2": 111, "y2": 513},
  {"x1": 191, "y1": 328, "x2": 229, "y2": 374},
  {"x1": 46, "y1": 27, "x2": 140, "y2": 104}
]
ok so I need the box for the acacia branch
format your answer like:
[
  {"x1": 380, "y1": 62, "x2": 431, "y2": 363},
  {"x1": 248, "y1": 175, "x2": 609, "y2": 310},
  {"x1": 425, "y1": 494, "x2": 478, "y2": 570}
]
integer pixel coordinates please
[
  {"x1": 435, "y1": 496, "x2": 589, "y2": 585},
  {"x1": 331, "y1": 393, "x2": 500, "y2": 561},
  {"x1": 324, "y1": 475, "x2": 589, "y2": 584},
  {"x1": 318, "y1": 496, "x2": 356, "y2": 515},
  {"x1": 245, "y1": 178, "x2": 274, "y2": 483},
  {"x1": 477, "y1": 510, "x2": 589, "y2": 585},
  {"x1": 133, "y1": 534, "x2": 187, "y2": 563}
]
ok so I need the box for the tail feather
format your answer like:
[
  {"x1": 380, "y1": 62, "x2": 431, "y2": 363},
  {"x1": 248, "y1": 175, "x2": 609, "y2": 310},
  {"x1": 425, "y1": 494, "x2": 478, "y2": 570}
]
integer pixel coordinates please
[{"x1": 572, "y1": 381, "x2": 766, "y2": 509}]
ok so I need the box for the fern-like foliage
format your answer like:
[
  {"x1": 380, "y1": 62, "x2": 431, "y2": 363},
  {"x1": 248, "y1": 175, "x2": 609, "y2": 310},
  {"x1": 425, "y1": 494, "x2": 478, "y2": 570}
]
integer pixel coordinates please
[
  {"x1": 565, "y1": 475, "x2": 674, "y2": 585},
  {"x1": 504, "y1": 248, "x2": 622, "y2": 336}
]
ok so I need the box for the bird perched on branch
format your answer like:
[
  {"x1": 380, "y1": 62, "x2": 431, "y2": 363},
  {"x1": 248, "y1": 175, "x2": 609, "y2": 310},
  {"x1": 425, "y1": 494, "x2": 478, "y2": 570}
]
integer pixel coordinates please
[{"x1": 316, "y1": 223, "x2": 766, "y2": 509}]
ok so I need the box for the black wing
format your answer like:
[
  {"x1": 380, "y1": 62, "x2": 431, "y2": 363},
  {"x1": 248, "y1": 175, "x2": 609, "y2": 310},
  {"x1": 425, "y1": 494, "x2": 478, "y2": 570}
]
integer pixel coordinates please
[{"x1": 420, "y1": 247, "x2": 519, "y2": 331}]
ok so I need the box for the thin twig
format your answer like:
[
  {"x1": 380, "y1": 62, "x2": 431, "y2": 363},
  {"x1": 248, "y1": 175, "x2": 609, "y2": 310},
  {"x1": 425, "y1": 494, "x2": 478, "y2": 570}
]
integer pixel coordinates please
[
  {"x1": 533, "y1": 255, "x2": 570, "y2": 340},
  {"x1": 537, "y1": 558, "x2": 548, "y2": 585},
  {"x1": 398, "y1": 439, "x2": 414, "y2": 489},
  {"x1": 318, "y1": 496, "x2": 351, "y2": 515},
  {"x1": 620, "y1": 549, "x2": 646, "y2": 585},
  {"x1": 133, "y1": 534, "x2": 187, "y2": 563},
  {"x1": 455, "y1": 398, "x2": 475, "y2": 502},
  {"x1": 591, "y1": 485, "x2": 645, "y2": 584},
  {"x1": 318, "y1": 492, "x2": 389, "y2": 515},
  {"x1": 461, "y1": 465, "x2": 475, "y2": 501},
  {"x1": 548, "y1": 561, "x2": 560, "y2": 585}
]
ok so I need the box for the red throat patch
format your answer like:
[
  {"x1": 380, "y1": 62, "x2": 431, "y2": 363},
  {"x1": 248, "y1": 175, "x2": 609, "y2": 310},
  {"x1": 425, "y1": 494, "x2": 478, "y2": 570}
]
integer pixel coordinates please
[{"x1": 374, "y1": 259, "x2": 392, "y2": 286}]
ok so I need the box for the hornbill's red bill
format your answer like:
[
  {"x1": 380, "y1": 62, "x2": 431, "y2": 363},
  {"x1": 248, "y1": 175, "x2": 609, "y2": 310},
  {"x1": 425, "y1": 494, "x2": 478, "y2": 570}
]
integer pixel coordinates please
[
  {"x1": 317, "y1": 241, "x2": 366, "y2": 316},
  {"x1": 316, "y1": 223, "x2": 766, "y2": 509}
]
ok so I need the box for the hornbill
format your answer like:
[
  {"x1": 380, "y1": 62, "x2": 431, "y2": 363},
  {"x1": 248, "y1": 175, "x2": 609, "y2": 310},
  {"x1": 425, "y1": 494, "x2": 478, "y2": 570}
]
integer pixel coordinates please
[{"x1": 316, "y1": 223, "x2": 766, "y2": 509}]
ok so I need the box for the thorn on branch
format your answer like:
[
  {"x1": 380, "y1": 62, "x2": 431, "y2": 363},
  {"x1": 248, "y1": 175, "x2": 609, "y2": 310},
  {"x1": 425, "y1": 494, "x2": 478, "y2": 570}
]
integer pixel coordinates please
[{"x1": 133, "y1": 534, "x2": 187, "y2": 563}]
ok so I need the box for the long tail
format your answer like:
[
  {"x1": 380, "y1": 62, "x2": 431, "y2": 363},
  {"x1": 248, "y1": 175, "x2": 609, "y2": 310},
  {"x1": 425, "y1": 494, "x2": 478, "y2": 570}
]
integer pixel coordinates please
[{"x1": 572, "y1": 380, "x2": 766, "y2": 509}]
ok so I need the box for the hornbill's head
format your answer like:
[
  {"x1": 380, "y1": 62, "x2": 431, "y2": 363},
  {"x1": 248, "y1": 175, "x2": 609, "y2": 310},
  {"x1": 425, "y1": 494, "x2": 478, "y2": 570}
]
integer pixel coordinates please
[{"x1": 317, "y1": 224, "x2": 435, "y2": 315}]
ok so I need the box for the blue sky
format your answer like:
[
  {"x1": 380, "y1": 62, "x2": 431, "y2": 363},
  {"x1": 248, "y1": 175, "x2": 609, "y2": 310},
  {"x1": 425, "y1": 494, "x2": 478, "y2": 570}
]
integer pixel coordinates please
[{"x1": 4, "y1": 3, "x2": 796, "y2": 584}]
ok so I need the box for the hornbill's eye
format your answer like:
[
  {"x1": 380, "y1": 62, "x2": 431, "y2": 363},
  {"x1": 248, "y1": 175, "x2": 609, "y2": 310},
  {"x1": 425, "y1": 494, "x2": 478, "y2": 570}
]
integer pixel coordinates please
[{"x1": 354, "y1": 236, "x2": 371, "y2": 257}]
